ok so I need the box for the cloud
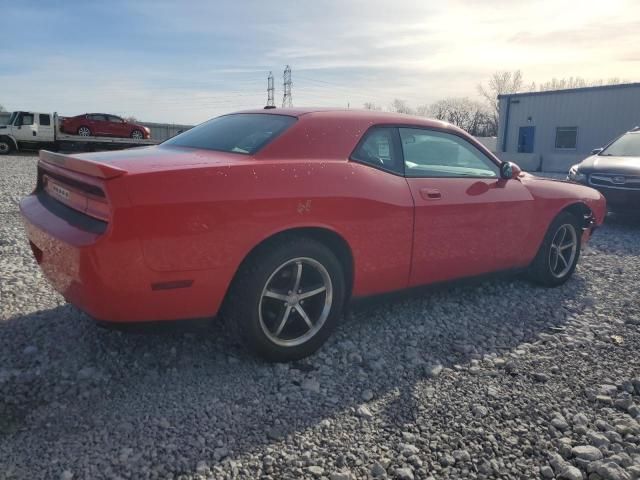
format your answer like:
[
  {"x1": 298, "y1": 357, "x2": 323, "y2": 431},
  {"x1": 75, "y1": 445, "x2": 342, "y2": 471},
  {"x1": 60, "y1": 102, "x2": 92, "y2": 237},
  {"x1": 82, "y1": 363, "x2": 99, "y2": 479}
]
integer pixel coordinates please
[{"x1": 1, "y1": 0, "x2": 639, "y2": 122}]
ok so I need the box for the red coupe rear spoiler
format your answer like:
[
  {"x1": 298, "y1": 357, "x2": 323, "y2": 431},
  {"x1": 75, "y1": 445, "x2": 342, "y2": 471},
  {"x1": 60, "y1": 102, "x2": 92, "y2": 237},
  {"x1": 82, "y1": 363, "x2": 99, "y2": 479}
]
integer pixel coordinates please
[{"x1": 39, "y1": 150, "x2": 127, "y2": 179}]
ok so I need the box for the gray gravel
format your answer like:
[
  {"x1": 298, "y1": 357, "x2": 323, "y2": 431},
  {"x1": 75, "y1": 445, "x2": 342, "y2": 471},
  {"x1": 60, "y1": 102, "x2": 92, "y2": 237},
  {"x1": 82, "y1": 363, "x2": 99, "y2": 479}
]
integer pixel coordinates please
[{"x1": 1, "y1": 154, "x2": 640, "y2": 479}]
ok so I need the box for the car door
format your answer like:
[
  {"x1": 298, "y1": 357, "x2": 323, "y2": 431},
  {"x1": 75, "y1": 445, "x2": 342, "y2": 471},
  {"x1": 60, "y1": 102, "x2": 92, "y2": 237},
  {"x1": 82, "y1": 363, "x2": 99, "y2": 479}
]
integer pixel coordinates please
[
  {"x1": 84, "y1": 114, "x2": 98, "y2": 134},
  {"x1": 12, "y1": 112, "x2": 37, "y2": 142},
  {"x1": 88, "y1": 114, "x2": 108, "y2": 135},
  {"x1": 37, "y1": 114, "x2": 55, "y2": 142},
  {"x1": 400, "y1": 127, "x2": 535, "y2": 286},
  {"x1": 107, "y1": 115, "x2": 127, "y2": 137}
]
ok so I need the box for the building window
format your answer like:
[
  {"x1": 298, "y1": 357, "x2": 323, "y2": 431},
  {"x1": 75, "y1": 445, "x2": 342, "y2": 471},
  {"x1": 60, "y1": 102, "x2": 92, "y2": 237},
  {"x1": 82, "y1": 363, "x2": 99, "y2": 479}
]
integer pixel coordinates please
[{"x1": 555, "y1": 127, "x2": 577, "y2": 149}]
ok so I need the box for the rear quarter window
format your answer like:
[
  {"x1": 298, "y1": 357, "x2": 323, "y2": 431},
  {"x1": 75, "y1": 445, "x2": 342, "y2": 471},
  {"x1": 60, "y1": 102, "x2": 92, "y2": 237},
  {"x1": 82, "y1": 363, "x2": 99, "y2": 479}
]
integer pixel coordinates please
[{"x1": 163, "y1": 113, "x2": 296, "y2": 155}]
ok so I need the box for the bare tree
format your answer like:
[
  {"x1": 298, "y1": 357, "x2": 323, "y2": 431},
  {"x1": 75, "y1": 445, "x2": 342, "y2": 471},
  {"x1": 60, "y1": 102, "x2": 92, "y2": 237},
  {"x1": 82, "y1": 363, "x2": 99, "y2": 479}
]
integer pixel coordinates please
[
  {"x1": 534, "y1": 76, "x2": 623, "y2": 92},
  {"x1": 477, "y1": 70, "x2": 533, "y2": 135},
  {"x1": 124, "y1": 116, "x2": 138, "y2": 122},
  {"x1": 414, "y1": 104, "x2": 430, "y2": 117},
  {"x1": 427, "y1": 97, "x2": 493, "y2": 136},
  {"x1": 389, "y1": 99, "x2": 414, "y2": 115},
  {"x1": 0, "y1": 104, "x2": 5, "y2": 112},
  {"x1": 363, "y1": 102, "x2": 382, "y2": 111}
]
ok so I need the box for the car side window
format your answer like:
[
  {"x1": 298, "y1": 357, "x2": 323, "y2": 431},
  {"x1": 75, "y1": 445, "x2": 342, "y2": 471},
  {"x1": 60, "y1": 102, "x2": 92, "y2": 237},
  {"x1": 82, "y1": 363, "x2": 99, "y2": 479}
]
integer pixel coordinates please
[
  {"x1": 89, "y1": 114, "x2": 106, "y2": 121},
  {"x1": 351, "y1": 127, "x2": 402, "y2": 174},
  {"x1": 21, "y1": 114, "x2": 34, "y2": 126},
  {"x1": 399, "y1": 128, "x2": 499, "y2": 178},
  {"x1": 39, "y1": 114, "x2": 51, "y2": 126},
  {"x1": 108, "y1": 115, "x2": 123, "y2": 123}
]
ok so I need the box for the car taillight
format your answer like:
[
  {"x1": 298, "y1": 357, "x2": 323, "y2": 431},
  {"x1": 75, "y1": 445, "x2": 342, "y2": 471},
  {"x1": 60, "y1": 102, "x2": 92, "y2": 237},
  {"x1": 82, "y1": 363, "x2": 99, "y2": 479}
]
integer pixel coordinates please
[
  {"x1": 85, "y1": 197, "x2": 110, "y2": 221},
  {"x1": 43, "y1": 174, "x2": 110, "y2": 222}
]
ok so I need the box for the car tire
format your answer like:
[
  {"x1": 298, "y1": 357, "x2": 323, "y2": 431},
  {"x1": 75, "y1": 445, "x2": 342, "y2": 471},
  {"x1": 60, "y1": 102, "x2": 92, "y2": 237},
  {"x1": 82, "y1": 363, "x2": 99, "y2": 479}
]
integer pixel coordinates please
[
  {"x1": 131, "y1": 129, "x2": 144, "y2": 139},
  {"x1": 527, "y1": 211, "x2": 582, "y2": 287},
  {"x1": 225, "y1": 236, "x2": 346, "y2": 362},
  {"x1": 0, "y1": 138, "x2": 13, "y2": 155},
  {"x1": 77, "y1": 126, "x2": 92, "y2": 137}
]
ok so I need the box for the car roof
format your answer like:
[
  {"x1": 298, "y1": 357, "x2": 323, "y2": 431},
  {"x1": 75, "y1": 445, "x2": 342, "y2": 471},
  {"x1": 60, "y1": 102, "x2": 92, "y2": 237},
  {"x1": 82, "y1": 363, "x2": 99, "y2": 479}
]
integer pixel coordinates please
[
  {"x1": 234, "y1": 107, "x2": 456, "y2": 130},
  {"x1": 236, "y1": 107, "x2": 489, "y2": 162}
]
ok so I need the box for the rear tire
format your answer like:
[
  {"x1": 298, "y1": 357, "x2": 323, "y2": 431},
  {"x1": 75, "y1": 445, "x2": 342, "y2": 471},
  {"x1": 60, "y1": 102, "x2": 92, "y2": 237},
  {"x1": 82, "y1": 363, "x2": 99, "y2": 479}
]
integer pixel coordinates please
[
  {"x1": 225, "y1": 237, "x2": 346, "y2": 362},
  {"x1": 77, "y1": 126, "x2": 92, "y2": 137},
  {"x1": 527, "y1": 211, "x2": 582, "y2": 287}
]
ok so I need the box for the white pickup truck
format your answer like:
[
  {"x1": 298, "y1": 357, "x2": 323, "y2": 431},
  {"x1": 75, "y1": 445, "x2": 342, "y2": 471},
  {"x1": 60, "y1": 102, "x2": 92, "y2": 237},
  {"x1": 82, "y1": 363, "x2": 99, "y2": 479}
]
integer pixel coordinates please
[{"x1": 0, "y1": 111, "x2": 157, "y2": 155}]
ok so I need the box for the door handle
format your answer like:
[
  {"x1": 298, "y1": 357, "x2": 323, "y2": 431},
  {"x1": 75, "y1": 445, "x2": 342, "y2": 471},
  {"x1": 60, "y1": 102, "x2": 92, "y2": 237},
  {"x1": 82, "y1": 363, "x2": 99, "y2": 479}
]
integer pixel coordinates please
[{"x1": 420, "y1": 188, "x2": 442, "y2": 200}]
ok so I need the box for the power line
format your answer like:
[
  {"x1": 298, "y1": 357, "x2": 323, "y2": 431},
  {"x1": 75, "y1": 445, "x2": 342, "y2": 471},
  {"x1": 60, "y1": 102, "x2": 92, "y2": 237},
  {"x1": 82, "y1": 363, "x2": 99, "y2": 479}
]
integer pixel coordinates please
[{"x1": 294, "y1": 77, "x2": 383, "y2": 103}]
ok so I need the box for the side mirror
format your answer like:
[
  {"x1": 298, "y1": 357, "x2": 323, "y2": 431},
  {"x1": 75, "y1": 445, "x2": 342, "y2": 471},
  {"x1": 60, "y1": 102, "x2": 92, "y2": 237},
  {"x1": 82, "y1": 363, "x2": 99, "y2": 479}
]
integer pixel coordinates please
[
  {"x1": 500, "y1": 161, "x2": 522, "y2": 180},
  {"x1": 591, "y1": 148, "x2": 603, "y2": 155}
]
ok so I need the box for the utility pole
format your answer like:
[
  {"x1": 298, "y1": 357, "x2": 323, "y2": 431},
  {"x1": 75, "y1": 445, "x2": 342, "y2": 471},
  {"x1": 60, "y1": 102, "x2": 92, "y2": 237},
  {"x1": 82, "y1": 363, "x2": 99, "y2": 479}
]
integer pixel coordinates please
[
  {"x1": 282, "y1": 65, "x2": 292, "y2": 108},
  {"x1": 267, "y1": 71, "x2": 275, "y2": 107}
]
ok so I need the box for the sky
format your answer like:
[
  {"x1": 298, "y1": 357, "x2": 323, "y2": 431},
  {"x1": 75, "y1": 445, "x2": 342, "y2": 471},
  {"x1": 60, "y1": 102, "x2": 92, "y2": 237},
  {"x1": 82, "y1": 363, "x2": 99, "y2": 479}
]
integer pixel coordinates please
[{"x1": 1, "y1": 0, "x2": 639, "y2": 124}]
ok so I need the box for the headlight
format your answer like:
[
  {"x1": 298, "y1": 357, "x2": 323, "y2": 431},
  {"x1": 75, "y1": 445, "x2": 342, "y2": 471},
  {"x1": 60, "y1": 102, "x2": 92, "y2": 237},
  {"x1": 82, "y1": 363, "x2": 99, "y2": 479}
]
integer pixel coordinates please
[{"x1": 568, "y1": 165, "x2": 587, "y2": 183}]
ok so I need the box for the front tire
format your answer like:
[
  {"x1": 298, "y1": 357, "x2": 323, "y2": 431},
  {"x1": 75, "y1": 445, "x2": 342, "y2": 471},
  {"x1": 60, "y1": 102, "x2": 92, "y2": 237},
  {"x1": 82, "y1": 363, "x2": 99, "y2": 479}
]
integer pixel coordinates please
[
  {"x1": 225, "y1": 237, "x2": 346, "y2": 362},
  {"x1": 527, "y1": 212, "x2": 582, "y2": 287},
  {"x1": 0, "y1": 138, "x2": 13, "y2": 155},
  {"x1": 131, "y1": 129, "x2": 144, "y2": 139}
]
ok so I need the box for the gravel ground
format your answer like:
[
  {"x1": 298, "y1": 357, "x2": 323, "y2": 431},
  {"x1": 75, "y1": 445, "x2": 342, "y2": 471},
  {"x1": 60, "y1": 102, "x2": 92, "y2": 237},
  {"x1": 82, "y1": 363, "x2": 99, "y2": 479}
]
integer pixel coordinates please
[{"x1": 1, "y1": 154, "x2": 639, "y2": 480}]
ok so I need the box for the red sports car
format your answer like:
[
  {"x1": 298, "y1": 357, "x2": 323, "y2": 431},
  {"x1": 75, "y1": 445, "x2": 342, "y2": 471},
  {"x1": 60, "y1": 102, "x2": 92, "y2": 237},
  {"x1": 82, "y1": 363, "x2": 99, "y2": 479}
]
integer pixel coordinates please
[
  {"x1": 20, "y1": 109, "x2": 606, "y2": 361},
  {"x1": 60, "y1": 113, "x2": 151, "y2": 139}
]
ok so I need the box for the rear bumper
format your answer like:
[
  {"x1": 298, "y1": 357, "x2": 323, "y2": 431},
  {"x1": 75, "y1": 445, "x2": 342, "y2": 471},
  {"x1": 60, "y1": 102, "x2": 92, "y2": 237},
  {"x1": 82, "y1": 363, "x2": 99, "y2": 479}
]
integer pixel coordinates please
[{"x1": 19, "y1": 194, "x2": 225, "y2": 323}]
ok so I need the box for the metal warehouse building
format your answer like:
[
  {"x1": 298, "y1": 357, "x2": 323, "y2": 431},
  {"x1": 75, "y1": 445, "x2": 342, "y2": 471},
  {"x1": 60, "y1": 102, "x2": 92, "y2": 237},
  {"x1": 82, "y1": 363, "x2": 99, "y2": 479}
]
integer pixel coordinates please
[{"x1": 497, "y1": 82, "x2": 640, "y2": 172}]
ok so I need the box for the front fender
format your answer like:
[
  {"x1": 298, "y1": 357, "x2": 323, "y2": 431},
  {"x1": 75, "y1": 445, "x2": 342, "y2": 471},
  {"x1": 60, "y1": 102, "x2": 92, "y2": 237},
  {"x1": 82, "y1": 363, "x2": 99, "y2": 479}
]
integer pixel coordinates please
[{"x1": 520, "y1": 174, "x2": 606, "y2": 256}]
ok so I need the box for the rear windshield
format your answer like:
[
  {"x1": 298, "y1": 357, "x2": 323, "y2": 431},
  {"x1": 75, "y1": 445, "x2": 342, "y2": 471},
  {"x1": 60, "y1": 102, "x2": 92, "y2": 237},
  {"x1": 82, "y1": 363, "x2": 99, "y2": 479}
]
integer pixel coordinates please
[
  {"x1": 163, "y1": 113, "x2": 296, "y2": 155},
  {"x1": 601, "y1": 132, "x2": 640, "y2": 157}
]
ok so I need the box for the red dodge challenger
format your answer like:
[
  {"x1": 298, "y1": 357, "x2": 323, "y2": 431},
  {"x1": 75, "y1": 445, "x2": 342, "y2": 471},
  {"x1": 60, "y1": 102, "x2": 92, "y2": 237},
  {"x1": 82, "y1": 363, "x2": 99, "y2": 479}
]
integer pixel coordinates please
[{"x1": 20, "y1": 109, "x2": 606, "y2": 360}]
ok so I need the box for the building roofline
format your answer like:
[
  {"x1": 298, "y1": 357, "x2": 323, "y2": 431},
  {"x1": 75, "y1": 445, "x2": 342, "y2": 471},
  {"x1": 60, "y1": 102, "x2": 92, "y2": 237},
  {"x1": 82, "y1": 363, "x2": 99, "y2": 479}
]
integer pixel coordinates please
[{"x1": 497, "y1": 82, "x2": 640, "y2": 100}]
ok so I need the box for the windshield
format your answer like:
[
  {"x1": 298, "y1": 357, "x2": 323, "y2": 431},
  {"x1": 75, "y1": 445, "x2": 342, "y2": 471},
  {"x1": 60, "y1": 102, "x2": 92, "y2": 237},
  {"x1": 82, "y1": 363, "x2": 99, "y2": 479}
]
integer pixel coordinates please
[
  {"x1": 163, "y1": 113, "x2": 296, "y2": 155},
  {"x1": 7, "y1": 112, "x2": 17, "y2": 126},
  {"x1": 601, "y1": 132, "x2": 640, "y2": 157}
]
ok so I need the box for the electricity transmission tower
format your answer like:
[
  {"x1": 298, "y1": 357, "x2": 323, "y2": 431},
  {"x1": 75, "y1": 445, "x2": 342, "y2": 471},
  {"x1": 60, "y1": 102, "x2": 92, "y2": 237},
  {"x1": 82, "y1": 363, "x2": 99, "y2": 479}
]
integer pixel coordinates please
[
  {"x1": 266, "y1": 71, "x2": 275, "y2": 107},
  {"x1": 282, "y1": 65, "x2": 292, "y2": 108}
]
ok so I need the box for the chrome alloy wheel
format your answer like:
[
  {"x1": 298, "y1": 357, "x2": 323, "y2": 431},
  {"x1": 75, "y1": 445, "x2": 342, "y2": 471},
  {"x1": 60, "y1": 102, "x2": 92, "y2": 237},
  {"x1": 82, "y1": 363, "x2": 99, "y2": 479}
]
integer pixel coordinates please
[
  {"x1": 259, "y1": 257, "x2": 333, "y2": 347},
  {"x1": 549, "y1": 224, "x2": 578, "y2": 278},
  {"x1": 131, "y1": 130, "x2": 143, "y2": 139},
  {"x1": 78, "y1": 126, "x2": 91, "y2": 137}
]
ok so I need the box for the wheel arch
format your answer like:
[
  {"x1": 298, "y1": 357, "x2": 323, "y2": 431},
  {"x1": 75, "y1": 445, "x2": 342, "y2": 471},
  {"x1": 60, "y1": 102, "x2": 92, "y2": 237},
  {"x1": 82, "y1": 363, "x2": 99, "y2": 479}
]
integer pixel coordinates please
[
  {"x1": 228, "y1": 226, "x2": 355, "y2": 304},
  {"x1": 0, "y1": 135, "x2": 18, "y2": 152},
  {"x1": 527, "y1": 200, "x2": 594, "y2": 266},
  {"x1": 560, "y1": 201, "x2": 595, "y2": 229}
]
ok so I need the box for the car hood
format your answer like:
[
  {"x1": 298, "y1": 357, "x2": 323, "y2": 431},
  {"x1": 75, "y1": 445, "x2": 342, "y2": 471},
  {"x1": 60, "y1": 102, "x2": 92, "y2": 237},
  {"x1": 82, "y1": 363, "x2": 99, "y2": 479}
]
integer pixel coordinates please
[
  {"x1": 67, "y1": 145, "x2": 254, "y2": 176},
  {"x1": 578, "y1": 154, "x2": 640, "y2": 175}
]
